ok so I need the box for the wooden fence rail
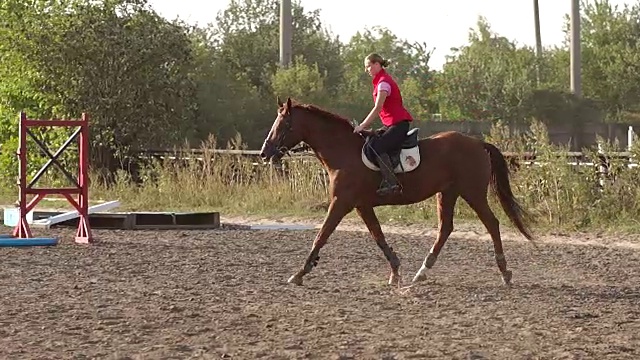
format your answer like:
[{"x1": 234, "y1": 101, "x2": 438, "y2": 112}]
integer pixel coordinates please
[
  {"x1": 17, "y1": 147, "x2": 634, "y2": 188},
  {"x1": 133, "y1": 148, "x2": 639, "y2": 190}
]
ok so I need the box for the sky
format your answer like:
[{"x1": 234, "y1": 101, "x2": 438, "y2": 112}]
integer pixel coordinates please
[{"x1": 148, "y1": 0, "x2": 633, "y2": 70}]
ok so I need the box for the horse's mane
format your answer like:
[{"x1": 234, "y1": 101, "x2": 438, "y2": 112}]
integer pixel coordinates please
[{"x1": 289, "y1": 100, "x2": 354, "y2": 129}]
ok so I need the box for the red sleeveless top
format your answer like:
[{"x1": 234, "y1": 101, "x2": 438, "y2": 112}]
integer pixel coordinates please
[{"x1": 372, "y1": 69, "x2": 413, "y2": 127}]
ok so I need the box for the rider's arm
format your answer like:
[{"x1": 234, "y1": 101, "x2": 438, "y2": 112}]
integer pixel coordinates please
[{"x1": 360, "y1": 83, "x2": 389, "y2": 128}]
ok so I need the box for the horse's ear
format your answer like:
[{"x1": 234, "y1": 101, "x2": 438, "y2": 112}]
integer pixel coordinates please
[
  {"x1": 286, "y1": 97, "x2": 292, "y2": 109},
  {"x1": 276, "y1": 96, "x2": 283, "y2": 107}
]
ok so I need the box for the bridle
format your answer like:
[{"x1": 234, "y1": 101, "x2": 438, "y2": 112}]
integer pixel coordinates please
[{"x1": 270, "y1": 108, "x2": 309, "y2": 159}]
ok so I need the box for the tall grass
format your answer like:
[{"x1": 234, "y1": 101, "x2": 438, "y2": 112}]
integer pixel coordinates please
[
  {"x1": 90, "y1": 135, "x2": 330, "y2": 218},
  {"x1": 4, "y1": 123, "x2": 640, "y2": 233}
]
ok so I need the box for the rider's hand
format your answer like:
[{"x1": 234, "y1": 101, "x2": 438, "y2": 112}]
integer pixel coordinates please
[{"x1": 353, "y1": 124, "x2": 366, "y2": 133}]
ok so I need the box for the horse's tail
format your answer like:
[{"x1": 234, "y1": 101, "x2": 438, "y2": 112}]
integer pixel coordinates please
[{"x1": 483, "y1": 142, "x2": 536, "y2": 243}]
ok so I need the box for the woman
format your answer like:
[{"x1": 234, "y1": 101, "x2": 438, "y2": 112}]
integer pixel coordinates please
[{"x1": 354, "y1": 52, "x2": 413, "y2": 196}]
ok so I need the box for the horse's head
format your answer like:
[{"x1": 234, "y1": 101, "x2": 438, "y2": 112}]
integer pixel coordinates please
[{"x1": 260, "y1": 97, "x2": 305, "y2": 162}]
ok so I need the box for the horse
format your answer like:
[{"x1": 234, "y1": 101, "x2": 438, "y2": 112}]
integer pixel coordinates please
[{"x1": 260, "y1": 97, "x2": 536, "y2": 288}]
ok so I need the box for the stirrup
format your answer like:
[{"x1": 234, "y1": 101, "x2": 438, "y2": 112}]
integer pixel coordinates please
[{"x1": 377, "y1": 182, "x2": 401, "y2": 196}]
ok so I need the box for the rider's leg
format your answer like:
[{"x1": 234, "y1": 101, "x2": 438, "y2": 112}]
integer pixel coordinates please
[
  {"x1": 376, "y1": 152, "x2": 400, "y2": 196},
  {"x1": 371, "y1": 120, "x2": 410, "y2": 195},
  {"x1": 372, "y1": 120, "x2": 411, "y2": 155}
]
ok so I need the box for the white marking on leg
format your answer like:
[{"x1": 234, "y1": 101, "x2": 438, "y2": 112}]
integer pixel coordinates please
[
  {"x1": 287, "y1": 273, "x2": 303, "y2": 285},
  {"x1": 412, "y1": 264, "x2": 428, "y2": 283},
  {"x1": 412, "y1": 251, "x2": 437, "y2": 283},
  {"x1": 425, "y1": 252, "x2": 438, "y2": 268}
]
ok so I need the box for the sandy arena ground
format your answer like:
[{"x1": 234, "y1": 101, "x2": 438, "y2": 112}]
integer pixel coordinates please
[{"x1": 1, "y1": 218, "x2": 639, "y2": 359}]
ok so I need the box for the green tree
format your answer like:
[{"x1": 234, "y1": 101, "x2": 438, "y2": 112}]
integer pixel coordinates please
[
  {"x1": 211, "y1": 0, "x2": 343, "y2": 96},
  {"x1": 438, "y1": 17, "x2": 538, "y2": 123},
  {"x1": 0, "y1": 0, "x2": 199, "y2": 173},
  {"x1": 578, "y1": 0, "x2": 640, "y2": 122},
  {"x1": 188, "y1": 26, "x2": 264, "y2": 147},
  {"x1": 205, "y1": 0, "x2": 344, "y2": 146},
  {"x1": 536, "y1": 0, "x2": 640, "y2": 125},
  {"x1": 272, "y1": 55, "x2": 329, "y2": 105}
]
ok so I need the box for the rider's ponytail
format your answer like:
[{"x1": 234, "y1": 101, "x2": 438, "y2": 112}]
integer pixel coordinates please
[{"x1": 366, "y1": 53, "x2": 390, "y2": 68}]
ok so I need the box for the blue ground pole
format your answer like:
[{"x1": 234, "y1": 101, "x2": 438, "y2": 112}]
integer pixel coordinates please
[{"x1": 0, "y1": 234, "x2": 58, "y2": 247}]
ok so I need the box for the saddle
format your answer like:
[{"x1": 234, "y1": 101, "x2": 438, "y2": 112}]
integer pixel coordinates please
[{"x1": 361, "y1": 128, "x2": 421, "y2": 173}]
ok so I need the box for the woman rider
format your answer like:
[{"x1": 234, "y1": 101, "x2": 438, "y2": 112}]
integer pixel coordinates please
[{"x1": 353, "y1": 52, "x2": 413, "y2": 196}]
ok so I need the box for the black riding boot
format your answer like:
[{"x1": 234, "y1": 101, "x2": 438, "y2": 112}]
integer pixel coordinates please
[{"x1": 377, "y1": 153, "x2": 401, "y2": 196}]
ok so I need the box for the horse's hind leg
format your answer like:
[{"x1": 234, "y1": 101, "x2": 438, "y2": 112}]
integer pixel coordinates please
[
  {"x1": 412, "y1": 190, "x2": 458, "y2": 283},
  {"x1": 356, "y1": 206, "x2": 401, "y2": 286},
  {"x1": 462, "y1": 192, "x2": 512, "y2": 286}
]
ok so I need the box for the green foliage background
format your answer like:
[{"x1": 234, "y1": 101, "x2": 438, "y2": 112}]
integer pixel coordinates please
[{"x1": 1, "y1": 0, "x2": 639, "y2": 185}]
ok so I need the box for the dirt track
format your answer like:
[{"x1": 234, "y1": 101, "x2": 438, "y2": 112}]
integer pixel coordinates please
[{"x1": 1, "y1": 225, "x2": 639, "y2": 359}]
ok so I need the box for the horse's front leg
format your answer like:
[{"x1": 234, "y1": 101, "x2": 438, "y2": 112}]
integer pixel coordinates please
[
  {"x1": 356, "y1": 206, "x2": 401, "y2": 286},
  {"x1": 288, "y1": 196, "x2": 354, "y2": 285}
]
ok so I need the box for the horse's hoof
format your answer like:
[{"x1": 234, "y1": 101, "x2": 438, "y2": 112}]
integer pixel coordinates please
[
  {"x1": 388, "y1": 273, "x2": 401, "y2": 286},
  {"x1": 501, "y1": 270, "x2": 512, "y2": 286},
  {"x1": 288, "y1": 274, "x2": 304, "y2": 286},
  {"x1": 412, "y1": 273, "x2": 427, "y2": 283},
  {"x1": 412, "y1": 266, "x2": 428, "y2": 283}
]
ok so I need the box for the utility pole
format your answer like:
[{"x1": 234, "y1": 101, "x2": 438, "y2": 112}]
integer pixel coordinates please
[
  {"x1": 533, "y1": 0, "x2": 542, "y2": 85},
  {"x1": 279, "y1": 0, "x2": 292, "y2": 67},
  {"x1": 570, "y1": 0, "x2": 581, "y2": 97}
]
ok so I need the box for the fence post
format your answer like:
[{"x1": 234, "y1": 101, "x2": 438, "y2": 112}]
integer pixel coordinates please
[{"x1": 597, "y1": 142, "x2": 608, "y2": 191}]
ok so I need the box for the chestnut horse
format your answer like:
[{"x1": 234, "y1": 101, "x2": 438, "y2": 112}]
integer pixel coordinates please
[{"x1": 260, "y1": 97, "x2": 535, "y2": 287}]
